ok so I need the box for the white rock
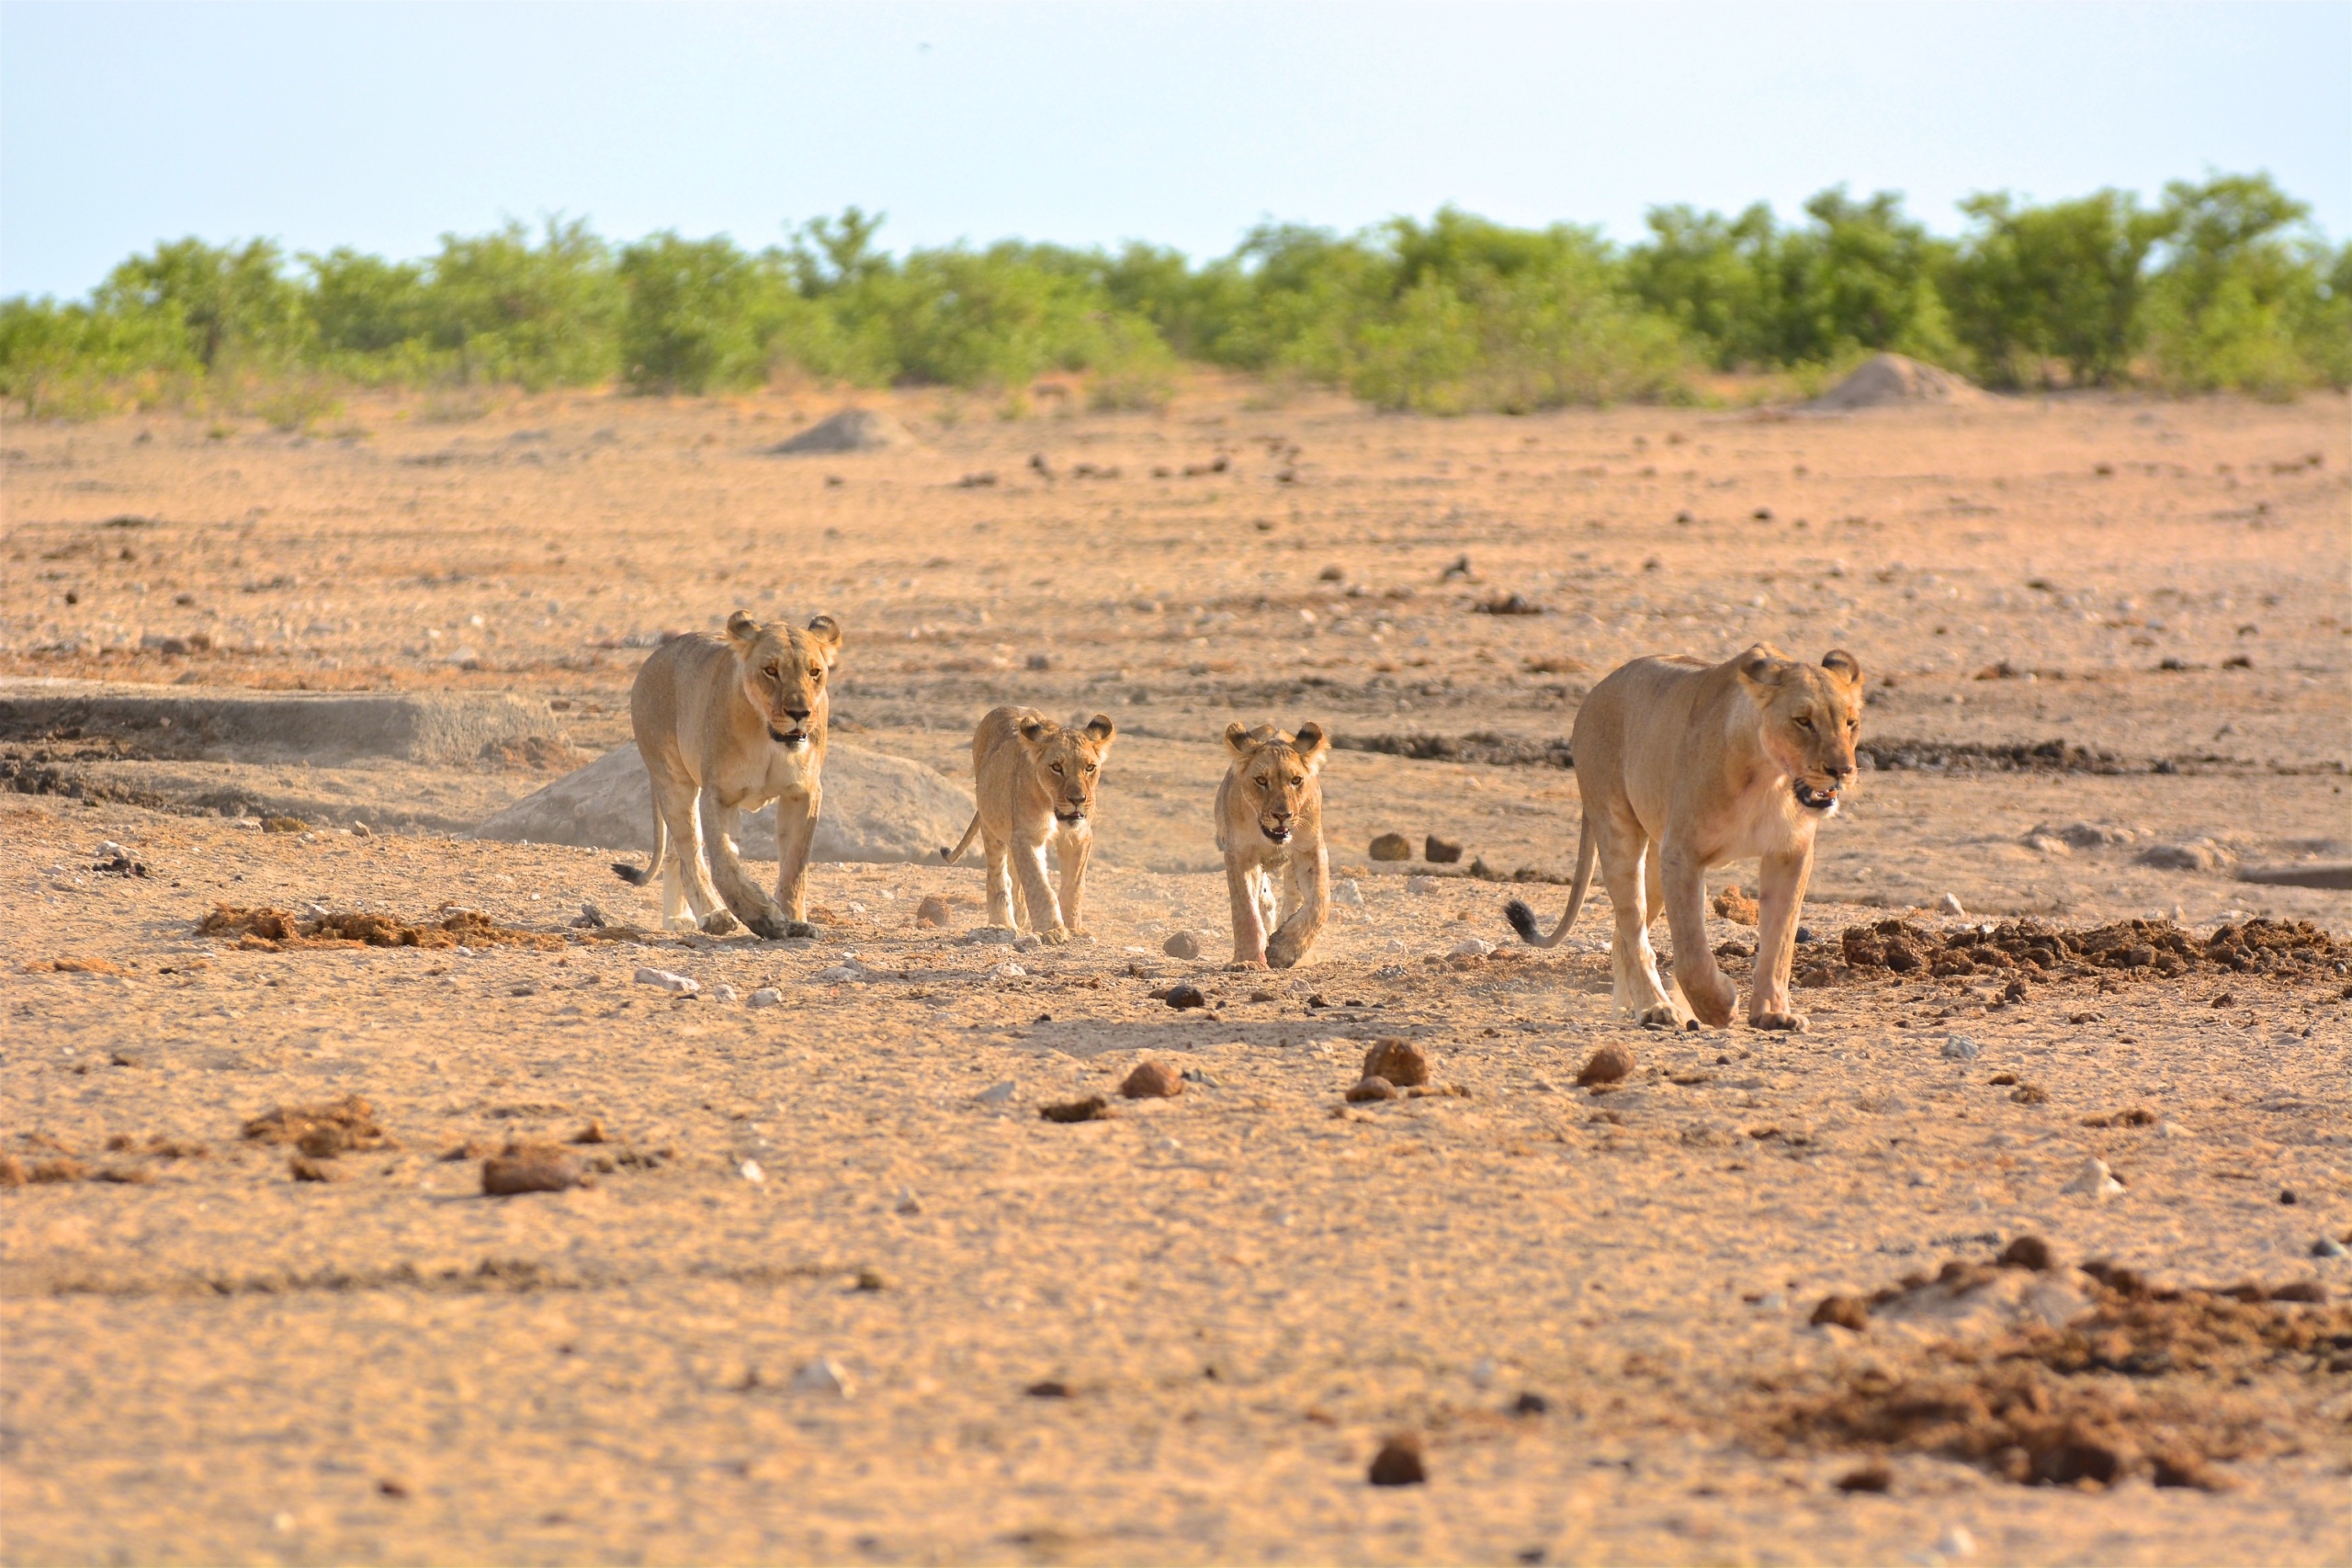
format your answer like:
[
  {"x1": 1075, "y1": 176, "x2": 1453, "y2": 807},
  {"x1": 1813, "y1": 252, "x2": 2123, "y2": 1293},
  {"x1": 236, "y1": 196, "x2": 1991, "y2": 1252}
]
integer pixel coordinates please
[
  {"x1": 1452, "y1": 936, "x2": 1496, "y2": 959},
  {"x1": 1938, "y1": 893, "x2": 1966, "y2": 917},
  {"x1": 846, "y1": 901, "x2": 867, "y2": 914},
  {"x1": 1406, "y1": 875, "x2": 1437, "y2": 895},
  {"x1": 975, "y1": 1079, "x2": 1017, "y2": 1104},
  {"x1": 740, "y1": 1159, "x2": 764, "y2": 1183},
  {"x1": 711, "y1": 984, "x2": 740, "y2": 1002},
  {"x1": 2158, "y1": 1120, "x2": 2192, "y2": 1139},
  {"x1": 1941, "y1": 1034, "x2": 1982, "y2": 1060},
  {"x1": 2060, "y1": 1156, "x2": 2125, "y2": 1200},
  {"x1": 747, "y1": 987, "x2": 783, "y2": 1008},
  {"x1": 790, "y1": 1356, "x2": 851, "y2": 1396},
  {"x1": 633, "y1": 966, "x2": 698, "y2": 995},
  {"x1": 813, "y1": 965, "x2": 862, "y2": 983},
  {"x1": 96, "y1": 840, "x2": 128, "y2": 859},
  {"x1": 1938, "y1": 1525, "x2": 1976, "y2": 1559},
  {"x1": 1468, "y1": 1356, "x2": 1498, "y2": 1388},
  {"x1": 1333, "y1": 879, "x2": 1364, "y2": 908},
  {"x1": 991, "y1": 963, "x2": 1027, "y2": 979},
  {"x1": 1013, "y1": 934, "x2": 1043, "y2": 953},
  {"x1": 963, "y1": 926, "x2": 1016, "y2": 946}
]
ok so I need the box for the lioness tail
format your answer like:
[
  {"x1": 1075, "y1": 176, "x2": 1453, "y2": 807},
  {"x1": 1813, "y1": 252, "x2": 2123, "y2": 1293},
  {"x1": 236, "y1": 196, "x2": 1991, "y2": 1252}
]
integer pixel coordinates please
[
  {"x1": 1503, "y1": 811, "x2": 1600, "y2": 949},
  {"x1": 612, "y1": 860, "x2": 653, "y2": 886},
  {"x1": 939, "y1": 811, "x2": 983, "y2": 865}
]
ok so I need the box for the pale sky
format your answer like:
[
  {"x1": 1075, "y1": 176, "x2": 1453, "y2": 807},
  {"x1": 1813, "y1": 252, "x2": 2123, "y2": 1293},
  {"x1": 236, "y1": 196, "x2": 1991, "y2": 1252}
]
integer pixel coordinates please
[{"x1": 3, "y1": 1, "x2": 2346, "y2": 299}]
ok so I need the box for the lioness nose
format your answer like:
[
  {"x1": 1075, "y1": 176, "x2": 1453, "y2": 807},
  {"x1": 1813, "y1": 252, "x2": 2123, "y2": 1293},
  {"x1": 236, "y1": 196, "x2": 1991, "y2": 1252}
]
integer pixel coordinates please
[
  {"x1": 782, "y1": 703, "x2": 811, "y2": 721},
  {"x1": 1827, "y1": 760, "x2": 1855, "y2": 779}
]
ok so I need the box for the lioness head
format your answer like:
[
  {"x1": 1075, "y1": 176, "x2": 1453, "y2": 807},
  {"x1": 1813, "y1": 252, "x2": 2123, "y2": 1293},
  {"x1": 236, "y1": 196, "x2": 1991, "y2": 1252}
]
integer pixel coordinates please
[
  {"x1": 1016, "y1": 713, "x2": 1116, "y2": 825},
  {"x1": 1736, "y1": 645, "x2": 1864, "y2": 814},
  {"x1": 725, "y1": 610, "x2": 842, "y2": 750},
  {"x1": 1224, "y1": 721, "x2": 1330, "y2": 845}
]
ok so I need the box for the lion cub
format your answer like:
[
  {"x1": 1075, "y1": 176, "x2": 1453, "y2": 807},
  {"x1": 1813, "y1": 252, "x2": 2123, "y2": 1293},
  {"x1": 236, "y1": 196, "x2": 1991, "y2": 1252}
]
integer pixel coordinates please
[
  {"x1": 1215, "y1": 721, "x2": 1332, "y2": 969},
  {"x1": 614, "y1": 610, "x2": 842, "y2": 939},
  {"x1": 941, "y1": 706, "x2": 1116, "y2": 944},
  {"x1": 1504, "y1": 644, "x2": 1863, "y2": 1031}
]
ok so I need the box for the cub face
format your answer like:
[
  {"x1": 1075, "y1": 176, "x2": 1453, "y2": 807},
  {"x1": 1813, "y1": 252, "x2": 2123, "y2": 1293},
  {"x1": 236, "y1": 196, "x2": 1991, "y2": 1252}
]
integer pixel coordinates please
[
  {"x1": 1736, "y1": 646, "x2": 1864, "y2": 814},
  {"x1": 1017, "y1": 714, "x2": 1116, "y2": 825},
  {"x1": 1224, "y1": 721, "x2": 1330, "y2": 845},
  {"x1": 725, "y1": 610, "x2": 843, "y2": 750}
]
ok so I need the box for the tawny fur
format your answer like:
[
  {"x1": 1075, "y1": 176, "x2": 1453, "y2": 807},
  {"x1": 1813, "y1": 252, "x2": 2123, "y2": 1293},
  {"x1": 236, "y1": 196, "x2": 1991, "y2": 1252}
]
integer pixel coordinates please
[
  {"x1": 941, "y1": 706, "x2": 1115, "y2": 944},
  {"x1": 614, "y1": 610, "x2": 842, "y2": 939},
  {"x1": 1214, "y1": 721, "x2": 1333, "y2": 970},
  {"x1": 1505, "y1": 644, "x2": 1863, "y2": 1031}
]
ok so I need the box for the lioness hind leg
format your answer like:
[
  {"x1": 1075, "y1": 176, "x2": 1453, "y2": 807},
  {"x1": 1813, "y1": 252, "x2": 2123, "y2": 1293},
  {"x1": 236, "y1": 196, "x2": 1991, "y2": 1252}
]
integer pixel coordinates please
[
  {"x1": 1600, "y1": 829, "x2": 1679, "y2": 1026},
  {"x1": 649, "y1": 769, "x2": 718, "y2": 933},
  {"x1": 983, "y1": 836, "x2": 1018, "y2": 931},
  {"x1": 1225, "y1": 858, "x2": 1269, "y2": 969}
]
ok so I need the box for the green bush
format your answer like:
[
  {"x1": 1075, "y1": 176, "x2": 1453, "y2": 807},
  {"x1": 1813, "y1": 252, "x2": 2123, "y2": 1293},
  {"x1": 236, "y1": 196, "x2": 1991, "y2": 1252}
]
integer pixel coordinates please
[{"x1": 617, "y1": 232, "x2": 777, "y2": 392}]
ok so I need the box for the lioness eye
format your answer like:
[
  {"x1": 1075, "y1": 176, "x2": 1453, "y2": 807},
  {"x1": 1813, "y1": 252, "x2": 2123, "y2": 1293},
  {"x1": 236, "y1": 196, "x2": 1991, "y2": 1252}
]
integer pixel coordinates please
[
  {"x1": 1084, "y1": 763, "x2": 1096, "y2": 774},
  {"x1": 1051, "y1": 762, "x2": 1064, "y2": 774},
  {"x1": 808, "y1": 667, "x2": 823, "y2": 681},
  {"x1": 1794, "y1": 716, "x2": 1815, "y2": 731}
]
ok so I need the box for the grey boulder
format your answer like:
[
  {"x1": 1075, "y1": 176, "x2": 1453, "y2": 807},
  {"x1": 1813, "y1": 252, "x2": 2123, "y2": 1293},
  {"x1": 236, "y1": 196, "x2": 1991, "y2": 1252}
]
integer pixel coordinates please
[{"x1": 473, "y1": 743, "x2": 973, "y2": 864}]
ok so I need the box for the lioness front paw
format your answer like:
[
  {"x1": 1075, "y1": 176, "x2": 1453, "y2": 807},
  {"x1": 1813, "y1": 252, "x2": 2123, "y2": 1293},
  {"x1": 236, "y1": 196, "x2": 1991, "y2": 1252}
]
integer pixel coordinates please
[
  {"x1": 742, "y1": 910, "x2": 793, "y2": 941},
  {"x1": 1683, "y1": 967, "x2": 1737, "y2": 1028},
  {"x1": 1266, "y1": 934, "x2": 1309, "y2": 969},
  {"x1": 785, "y1": 919, "x2": 820, "y2": 940},
  {"x1": 1634, "y1": 1003, "x2": 1680, "y2": 1029},
  {"x1": 699, "y1": 909, "x2": 742, "y2": 937},
  {"x1": 1041, "y1": 925, "x2": 1073, "y2": 947},
  {"x1": 1750, "y1": 1010, "x2": 1809, "y2": 1032},
  {"x1": 1227, "y1": 956, "x2": 1268, "y2": 971}
]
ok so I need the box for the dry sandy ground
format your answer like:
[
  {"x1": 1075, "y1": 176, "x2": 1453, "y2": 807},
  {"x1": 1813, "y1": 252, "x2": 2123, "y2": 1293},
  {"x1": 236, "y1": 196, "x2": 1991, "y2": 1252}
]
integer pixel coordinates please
[{"x1": 2, "y1": 384, "x2": 2348, "y2": 1565}]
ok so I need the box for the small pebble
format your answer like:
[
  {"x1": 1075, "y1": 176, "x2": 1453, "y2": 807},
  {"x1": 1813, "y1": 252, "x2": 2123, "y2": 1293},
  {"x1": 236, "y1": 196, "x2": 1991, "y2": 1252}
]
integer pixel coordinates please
[
  {"x1": 1025, "y1": 1379, "x2": 1072, "y2": 1399},
  {"x1": 1367, "y1": 1436, "x2": 1427, "y2": 1486},
  {"x1": 1333, "y1": 879, "x2": 1364, "y2": 908},
  {"x1": 1406, "y1": 875, "x2": 1437, "y2": 895},
  {"x1": 1362, "y1": 1038, "x2": 1430, "y2": 1088},
  {"x1": 1452, "y1": 936, "x2": 1496, "y2": 958},
  {"x1": 854, "y1": 1267, "x2": 894, "y2": 1292},
  {"x1": 634, "y1": 966, "x2": 698, "y2": 996},
  {"x1": 1013, "y1": 934, "x2": 1043, "y2": 953},
  {"x1": 790, "y1": 1358, "x2": 852, "y2": 1396},
  {"x1": 1163, "y1": 931, "x2": 1202, "y2": 959},
  {"x1": 815, "y1": 965, "x2": 861, "y2": 983},
  {"x1": 1939, "y1": 893, "x2": 1966, "y2": 917},
  {"x1": 914, "y1": 895, "x2": 949, "y2": 927},
  {"x1": 1577, "y1": 1043, "x2": 1634, "y2": 1087},
  {"x1": 1345, "y1": 1076, "x2": 1398, "y2": 1103},
  {"x1": 740, "y1": 1159, "x2": 764, "y2": 1183},
  {"x1": 574, "y1": 901, "x2": 610, "y2": 929},
  {"x1": 1511, "y1": 1392, "x2": 1550, "y2": 1416},
  {"x1": 1038, "y1": 1096, "x2": 1114, "y2": 1123},
  {"x1": 1164, "y1": 984, "x2": 1207, "y2": 1010},
  {"x1": 1937, "y1": 1525, "x2": 1976, "y2": 1560},
  {"x1": 2060, "y1": 1156, "x2": 2125, "y2": 1200},
  {"x1": 975, "y1": 1080, "x2": 1017, "y2": 1104},
  {"x1": 2309, "y1": 1237, "x2": 2348, "y2": 1260},
  {"x1": 481, "y1": 1145, "x2": 579, "y2": 1196},
  {"x1": 711, "y1": 984, "x2": 739, "y2": 1003},
  {"x1": 1940, "y1": 1034, "x2": 1981, "y2": 1060},
  {"x1": 1811, "y1": 1294, "x2": 1870, "y2": 1331},
  {"x1": 1998, "y1": 1235, "x2": 2055, "y2": 1271},
  {"x1": 748, "y1": 987, "x2": 782, "y2": 1008},
  {"x1": 1120, "y1": 1060, "x2": 1185, "y2": 1099},
  {"x1": 990, "y1": 963, "x2": 1026, "y2": 979}
]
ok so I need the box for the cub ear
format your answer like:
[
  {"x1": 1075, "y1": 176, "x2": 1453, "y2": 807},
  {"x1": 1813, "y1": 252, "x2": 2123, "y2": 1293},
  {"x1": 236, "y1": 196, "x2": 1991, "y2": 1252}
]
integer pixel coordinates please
[
  {"x1": 724, "y1": 610, "x2": 762, "y2": 649},
  {"x1": 1224, "y1": 721, "x2": 1255, "y2": 757},
  {"x1": 1292, "y1": 721, "x2": 1331, "y2": 772},
  {"x1": 1017, "y1": 716, "x2": 1057, "y2": 746},
  {"x1": 804, "y1": 615, "x2": 843, "y2": 659},
  {"x1": 1083, "y1": 714, "x2": 1116, "y2": 748},
  {"x1": 1820, "y1": 649, "x2": 1864, "y2": 689}
]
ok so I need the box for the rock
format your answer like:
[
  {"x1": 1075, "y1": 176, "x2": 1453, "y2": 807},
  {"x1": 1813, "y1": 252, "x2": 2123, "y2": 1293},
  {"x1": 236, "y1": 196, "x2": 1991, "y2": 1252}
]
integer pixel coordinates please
[
  {"x1": 1120, "y1": 1060, "x2": 1185, "y2": 1099},
  {"x1": 2135, "y1": 841, "x2": 2225, "y2": 873},
  {"x1": 2312, "y1": 1237, "x2": 2349, "y2": 1259},
  {"x1": 989, "y1": 963, "x2": 1025, "y2": 979},
  {"x1": 1025, "y1": 1379, "x2": 1072, "y2": 1399},
  {"x1": 1363, "y1": 1038, "x2": 1430, "y2": 1088},
  {"x1": 1424, "y1": 834, "x2": 1463, "y2": 864},
  {"x1": 1012, "y1": 934, "x2": 1043, "y2": 953},
  {"x1": 1810, "y1": 1294, "x2": 1871, "y2": 1331},
  {"x1": 711, "y1": 984, "x2": 739, "y2": 1002},
  {"x1": 789, "y1": 1356, "x2": 853, "y2": 1395},
  {"x1": 1999, "y1": 1235, "x2": 2056, "y2": 1271},
  {"x1": 740, "y1": 1159, "x2": 765, "y2": 1183},
  {"x1": 914, "y1": 895, "x2": 950, "y2": 927},
  {"x1": 1938, "y1": 1526, "x2": 1978, "y2": 1560},
  {"x1": 1938, "y1": 893, "x2": 1966, "y2": 917},
  {"x1": 768, "y1": 407, "x2": 917, "y2": 455},
  {"x1": 481, "y1": 1145, "x2": 579, "y2": 1196},
  {"x1": 1835, "y1": 1463, "x2": 1893, "y2": 1494},
  {"x1": 1346, "y1": 1076, "x2": 1398, "y2": 1103},
  {"x1": 1941, "y1": 1034, "x2": 1981, "y2": 1060},
  {"x1": 1406, "y1": 875, "x2": 1437, "y2": 895},
  {"x1": 2159, "y1": 1120, "x2": 2192, "y2": 1139},
  {"x1": 963, "y1": 926, "x2": 1016, "y2": 945},
  {"x1": 1163, "y1": 931, "x2": 1202, "y2": 959},
  {"x1": 635, "y1": 966, "x2": 698, "y2": 995},
  {"x1": 571, "y1": 1119, "x2": 610, "y2": 1145},
  {"x1": 2060, "y1": 1157, "x2": 2125, "y2": 1200},
  {"x1": 1802, "y1": 353, "x2": 1989, "y2": 412},
  {"x1": 2035, "y1": 820, "x2": 2134, "y2": 850},
  {"x1": 2022, "y1": 832, "x2": 2072, "y2": 855},
  {"x1": 474, "y1": 742, "x2": 975, "y2": 865},
  {"x1": 1370, "y1": 832, "x2": 1413, "y2": 862},
  {"x1": 1367, "y1": 1436, "x2": 1427, "y2": 1486},
  {"x1": 572, "y1": 900, "x2": 610, "y2": 929},
  {"x1": 1038, "y1": 1096, "x2": 1114, "y2": 1123},
  {"x1": 288, "y1": 1156, "x2": 341, "y2": 1183},
  {"x1": 1452, "y1": 937, "x2": 1496, "y2": 959},
  {"x1": 1577, "y1": 1043, "x2": 1634, "y2": 1087},
  {"x1": 1333, "y1": 879, "x2": 1364, "y2": 908},
  {"x1": 1511, "y1": 1392, "x2": 1549, "y2": 1416},
  {"x1": 1712, "y1": 887, "x2": 1759, "y2": 925},
  {"x1": 974, "y1": 1080, "x2": 1017, "y2": 1104},
  {"x1": 854, "y1": 1267, "x2": 894, "y2": 1292},
  {"x1": 1165, "y1": 984, "x2": 1207, "y2": 1010},
  {"x1": 748, "y1": 987, "x2": 782, "y2": 1008}
]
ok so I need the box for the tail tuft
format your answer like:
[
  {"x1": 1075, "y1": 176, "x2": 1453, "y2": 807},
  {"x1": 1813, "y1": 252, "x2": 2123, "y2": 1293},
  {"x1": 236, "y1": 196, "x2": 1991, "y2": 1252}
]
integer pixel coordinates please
[
  {"x1": 612, "y1": 861, "x2": 652, "y2": 886},
  {"x1": 1504, "y1": 899, "x2": 1541, "y2": 943},
  {"x1": 938, "y1": 845, "x2": 954, "y2": 863}
]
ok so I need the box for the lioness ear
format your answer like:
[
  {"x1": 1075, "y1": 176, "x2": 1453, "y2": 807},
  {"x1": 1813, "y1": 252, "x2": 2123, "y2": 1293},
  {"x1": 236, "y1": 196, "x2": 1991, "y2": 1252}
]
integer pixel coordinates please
[
  {"x1": 1820, "y1": 649, "x2": 1863, "y2": 689},
  {"x1": 1018, "y1": 716, "x2": 1056, "y2": 746},
  {"x1": 1083, "y1": 714, "x2": 1116, "y2": 749},
  {"x1": 1224, "y1": 721, "x2": 1254, "y2": 757},
  {"x1": 1735, "y1": 644, "x2": 1783, "y2": 699},
  {"x1": 1293, "y1": 721, "x2": 1331, "y2": 772},
  {"x1": 724, "y1": 610, "x2": 761, "y2": 649},
  {"x1": 804, "y1": 615, "x2": 843, "y2": 660}
]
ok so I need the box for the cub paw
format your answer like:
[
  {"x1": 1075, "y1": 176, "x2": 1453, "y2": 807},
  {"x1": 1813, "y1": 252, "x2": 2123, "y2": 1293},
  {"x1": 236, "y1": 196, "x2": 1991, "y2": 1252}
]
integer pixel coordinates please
[
  {"x1": 699, "y1": 909, "x2": 742, "y2": 937},
  {"x1": 785, "y1": 920, "x2": 820, "y2": 940},
  {"x1": 1750, "y1": 1010, "x2": 1809, "y2": 1033}
]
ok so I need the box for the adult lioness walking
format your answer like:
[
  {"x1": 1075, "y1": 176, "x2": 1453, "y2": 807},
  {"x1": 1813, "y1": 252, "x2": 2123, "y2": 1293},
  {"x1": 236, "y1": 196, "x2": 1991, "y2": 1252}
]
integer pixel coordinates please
[
  {"x1": 1216, "y1": 721, "x2": 1332, "y2": 969},
  {"x1": 1505, "y1": 645, "x2": 1863, "y2": 1031},
  {"x1": 614, "y1": 611, "x2": 842, "y2": 939},
  {"x1": 940, "y1": 706, "x2": 1116, "y2": 943}
]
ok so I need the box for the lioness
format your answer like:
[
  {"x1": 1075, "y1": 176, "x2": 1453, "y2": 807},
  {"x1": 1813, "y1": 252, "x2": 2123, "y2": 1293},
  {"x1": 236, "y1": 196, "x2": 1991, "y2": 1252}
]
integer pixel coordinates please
[
  {"x1": 940, "y1": 706, "x2": 1116, "y2": 943},
  {"x1": 1504, "y1": 645, "x2": 1863, "y2": 1031},
  {"x1": 1216, "y1": 721, "x2": 1332, "y2": 969},
  {"x1": 613, "y1": 610, "x2": 843, "y2": 939}
]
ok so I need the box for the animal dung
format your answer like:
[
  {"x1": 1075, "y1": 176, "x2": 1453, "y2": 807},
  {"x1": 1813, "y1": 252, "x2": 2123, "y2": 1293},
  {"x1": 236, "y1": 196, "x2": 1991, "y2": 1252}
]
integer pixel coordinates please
[
  {"x1": 1163, "y1": 931, "x2": 1202, "y2": 959},
  {"x1": 1423, "y1": 834, "x2": 1463, "y2": 864},
  {"x1": 1345, "y1": 1076, "x2": 1398, "y2": 1103},
  {"x1": 1369, "y1": 832, "x2": 1412, "y2": 862},
  {"x1": 1119, "y1": 1060, "x2": 1184, "y2": 1099},
  {"x1": 1361, "y1": 1038, "x2": 1429, "y2": 1088},
  {"x1": 1577, "y1": 1043, "x2": 1634, "y2": 1087},
  {"x1": 481, "y1": 1144, "x2": 580, "y2": 1196},
  {"x1": 1038, "y1": 1096, "x2": 1114, "y2": 1123},
  {"x1": 1163, "y1": 984, "x2": 1207, "y2": 1010},
  {"x1": 1367, "y1": 1435, "x2": 1428, "y2": 1486}
]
